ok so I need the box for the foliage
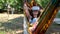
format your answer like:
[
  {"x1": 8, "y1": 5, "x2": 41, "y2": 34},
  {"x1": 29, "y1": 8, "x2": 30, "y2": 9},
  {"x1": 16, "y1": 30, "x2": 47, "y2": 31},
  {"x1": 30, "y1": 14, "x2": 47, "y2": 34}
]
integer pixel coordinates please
[
  {"x1": 0, "y1": 0, "x2": 50, "y2": 13},
  {"x1": 36, "y1": 0, "x2": 50, "y2": 8},
  {"x1": 0, "y1": 0, "x2": 23, "y2": 12}
]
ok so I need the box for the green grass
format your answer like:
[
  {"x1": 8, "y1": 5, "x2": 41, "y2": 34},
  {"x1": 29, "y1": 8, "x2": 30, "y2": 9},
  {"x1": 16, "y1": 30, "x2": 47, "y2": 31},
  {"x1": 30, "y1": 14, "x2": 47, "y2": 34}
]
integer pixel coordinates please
[{"x1": 0, "y1": 31, "x2": 6, "y2": 34}]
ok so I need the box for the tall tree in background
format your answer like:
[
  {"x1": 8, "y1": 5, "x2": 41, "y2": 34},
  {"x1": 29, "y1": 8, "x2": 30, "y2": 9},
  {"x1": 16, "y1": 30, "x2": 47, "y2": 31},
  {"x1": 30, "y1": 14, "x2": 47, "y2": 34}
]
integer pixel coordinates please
[
  {"x1": 0, "y1": 0, "x2": 50, "y2": 12},
  {"x1": 0, "y1": 0, "x2": 23, "y2": 12}
]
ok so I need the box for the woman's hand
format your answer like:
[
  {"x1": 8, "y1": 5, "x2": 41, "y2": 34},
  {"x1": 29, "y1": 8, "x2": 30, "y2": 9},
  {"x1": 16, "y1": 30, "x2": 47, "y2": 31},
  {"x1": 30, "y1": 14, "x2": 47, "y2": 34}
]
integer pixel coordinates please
[
  {"x1": 29, "y1": 22, "x2": 38, "y2": 32},
  {"x1": 24, "y1": 3, "x2": 28, "y2": 10}
]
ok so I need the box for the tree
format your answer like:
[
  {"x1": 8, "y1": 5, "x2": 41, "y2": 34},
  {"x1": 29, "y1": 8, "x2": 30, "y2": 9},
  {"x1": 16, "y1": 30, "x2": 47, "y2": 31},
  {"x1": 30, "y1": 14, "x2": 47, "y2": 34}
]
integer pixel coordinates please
[
  {"x1": 0, "y1": 0, "x2": 50, "y2": 13},
  {"x1": 36, "y1": 0, "x2": 50, "y2": 8},
  {"x1": 0, "y1": 0, "x2": 23, "y2": 13}
]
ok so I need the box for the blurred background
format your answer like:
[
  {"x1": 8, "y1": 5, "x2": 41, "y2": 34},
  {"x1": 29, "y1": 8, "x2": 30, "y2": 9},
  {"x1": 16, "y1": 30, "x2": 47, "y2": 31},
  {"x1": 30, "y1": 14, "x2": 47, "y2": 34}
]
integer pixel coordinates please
[{"x1": 0, "y1": 0, "x2": 60, "y2": 34}]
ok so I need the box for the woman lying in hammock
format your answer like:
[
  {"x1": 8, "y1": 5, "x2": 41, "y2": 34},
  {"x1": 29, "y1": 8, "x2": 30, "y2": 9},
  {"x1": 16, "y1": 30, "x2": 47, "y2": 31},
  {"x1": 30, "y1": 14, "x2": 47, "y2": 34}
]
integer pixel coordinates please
[{"x1": 24, "y1": 3, "x2": 43, "y2": 32}]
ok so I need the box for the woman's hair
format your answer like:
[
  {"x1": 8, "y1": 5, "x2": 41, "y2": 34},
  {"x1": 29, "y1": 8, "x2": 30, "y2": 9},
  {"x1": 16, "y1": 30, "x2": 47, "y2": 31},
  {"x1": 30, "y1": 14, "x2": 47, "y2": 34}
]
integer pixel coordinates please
[{"x1": 29, "y1": 10, "x2": 40, "y2": 20}]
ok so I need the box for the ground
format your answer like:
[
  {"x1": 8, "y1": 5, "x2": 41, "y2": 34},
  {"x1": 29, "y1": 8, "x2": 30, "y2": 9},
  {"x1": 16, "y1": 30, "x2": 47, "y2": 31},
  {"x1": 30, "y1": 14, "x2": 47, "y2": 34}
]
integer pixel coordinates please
[
  {"x1": 0, "y1": 13, "x2": 60, "y2": 34},
  {"x1": 45, "y1": 22, "x2": 60, "y2": 34},
  {"x1": 0, "y1": 13, "x2": 24, "y2": 34}
]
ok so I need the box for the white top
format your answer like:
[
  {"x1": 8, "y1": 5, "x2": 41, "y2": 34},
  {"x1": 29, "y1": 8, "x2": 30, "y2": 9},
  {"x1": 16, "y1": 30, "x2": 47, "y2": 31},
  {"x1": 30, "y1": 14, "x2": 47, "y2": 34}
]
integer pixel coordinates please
[{"x1": 29, "y1": 17, "x2": 37, "y2": 24}]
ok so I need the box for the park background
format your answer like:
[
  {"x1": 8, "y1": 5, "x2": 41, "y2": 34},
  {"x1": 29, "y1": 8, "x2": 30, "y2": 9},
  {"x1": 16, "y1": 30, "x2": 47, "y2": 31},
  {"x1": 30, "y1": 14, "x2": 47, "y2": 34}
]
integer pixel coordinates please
[{"x1": 0, "y1": 0, "x2": 60, "y2": 34}]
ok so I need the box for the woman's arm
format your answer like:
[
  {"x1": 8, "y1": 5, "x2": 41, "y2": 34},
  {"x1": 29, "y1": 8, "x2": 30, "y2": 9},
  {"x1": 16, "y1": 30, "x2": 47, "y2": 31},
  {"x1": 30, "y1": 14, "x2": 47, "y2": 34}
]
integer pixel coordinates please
[{"x1": 24, "y1": 3, "x2": 31, "y2": 19}]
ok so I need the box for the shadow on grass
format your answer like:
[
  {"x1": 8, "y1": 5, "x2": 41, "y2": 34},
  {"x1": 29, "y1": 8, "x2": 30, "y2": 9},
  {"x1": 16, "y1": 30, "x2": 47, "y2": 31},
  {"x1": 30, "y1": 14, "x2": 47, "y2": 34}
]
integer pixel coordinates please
[{"x1": 0, "y1": 16, "x2": 24, "y2": 31}]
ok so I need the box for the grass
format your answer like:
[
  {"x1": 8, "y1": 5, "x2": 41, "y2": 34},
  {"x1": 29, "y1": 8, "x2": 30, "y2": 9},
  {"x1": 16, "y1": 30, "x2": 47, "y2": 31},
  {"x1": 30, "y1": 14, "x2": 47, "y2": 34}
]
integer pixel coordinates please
[
  {"x1": 0, "y1": 31, "x2": 6, "y2": 34},
  {"x1": 0, "y1": 14, "x2": 24, "y2": 34},
  {"x1": 0, "y1": 13, "x2": 60, "y2": 34}
]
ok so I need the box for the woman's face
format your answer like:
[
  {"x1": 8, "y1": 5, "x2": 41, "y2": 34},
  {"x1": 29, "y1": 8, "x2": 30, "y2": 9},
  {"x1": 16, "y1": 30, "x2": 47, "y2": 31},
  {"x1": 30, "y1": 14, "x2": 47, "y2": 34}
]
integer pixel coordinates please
[{"x1": 33, "y1": 10, "x2": 39, "y2": 15}]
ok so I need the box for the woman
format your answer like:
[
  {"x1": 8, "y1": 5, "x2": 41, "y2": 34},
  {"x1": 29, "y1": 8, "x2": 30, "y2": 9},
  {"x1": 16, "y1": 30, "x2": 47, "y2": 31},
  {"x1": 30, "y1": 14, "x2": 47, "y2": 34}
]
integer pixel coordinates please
[{"x1": 24, "y1": 3, "x2": 43, "y2": 31}]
